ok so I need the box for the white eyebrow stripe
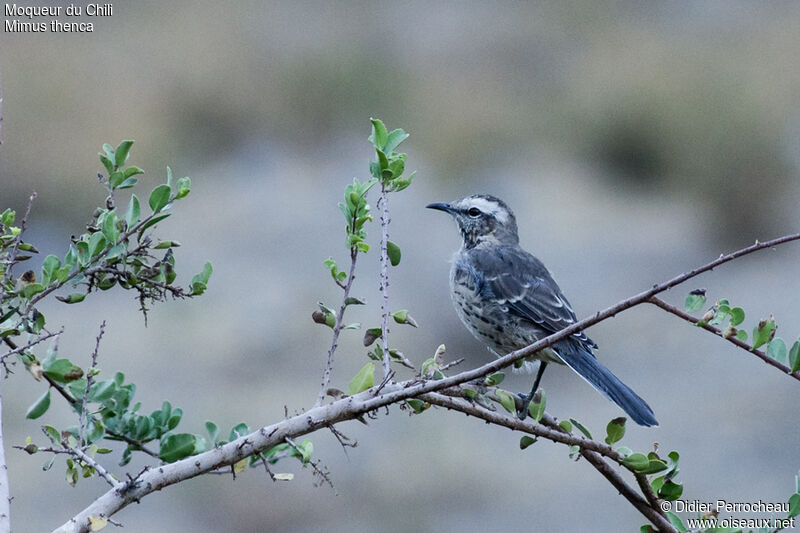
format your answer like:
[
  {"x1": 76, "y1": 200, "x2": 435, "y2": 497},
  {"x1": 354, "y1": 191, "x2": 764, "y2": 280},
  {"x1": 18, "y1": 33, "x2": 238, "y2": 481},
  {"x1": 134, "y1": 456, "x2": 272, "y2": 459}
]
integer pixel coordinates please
[{"x1": 465, "y1": 197, "x2": 509, "y2": 224}]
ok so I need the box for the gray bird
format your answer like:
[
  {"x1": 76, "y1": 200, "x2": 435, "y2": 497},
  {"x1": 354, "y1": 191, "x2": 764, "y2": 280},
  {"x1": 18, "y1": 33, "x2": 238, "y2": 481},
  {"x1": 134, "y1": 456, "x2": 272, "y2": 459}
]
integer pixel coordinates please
[{"x1": 427, "y1": 194, "x2": 658, "y2": 427}]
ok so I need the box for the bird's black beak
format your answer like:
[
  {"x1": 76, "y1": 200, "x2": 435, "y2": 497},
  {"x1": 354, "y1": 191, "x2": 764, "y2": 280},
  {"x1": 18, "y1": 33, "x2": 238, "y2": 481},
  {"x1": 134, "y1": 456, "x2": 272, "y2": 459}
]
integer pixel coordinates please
[{"x1": 426, "y1": 202, "x2": 454, "y2": 214}]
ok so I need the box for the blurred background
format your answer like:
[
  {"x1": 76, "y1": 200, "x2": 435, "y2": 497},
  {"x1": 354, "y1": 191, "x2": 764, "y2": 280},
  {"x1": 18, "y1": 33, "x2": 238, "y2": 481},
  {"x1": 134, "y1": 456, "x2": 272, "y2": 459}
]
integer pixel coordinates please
[{"x1": 2, "y1": 1, "x2": 800, "y2": 531}]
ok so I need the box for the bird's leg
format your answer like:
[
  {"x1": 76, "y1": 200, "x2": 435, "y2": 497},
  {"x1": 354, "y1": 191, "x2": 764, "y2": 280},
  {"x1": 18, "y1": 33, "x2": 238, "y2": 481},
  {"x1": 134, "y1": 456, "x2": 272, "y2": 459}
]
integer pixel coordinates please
[{"x1": 516, "y1": 361, "x2": 547, "y2": 420}]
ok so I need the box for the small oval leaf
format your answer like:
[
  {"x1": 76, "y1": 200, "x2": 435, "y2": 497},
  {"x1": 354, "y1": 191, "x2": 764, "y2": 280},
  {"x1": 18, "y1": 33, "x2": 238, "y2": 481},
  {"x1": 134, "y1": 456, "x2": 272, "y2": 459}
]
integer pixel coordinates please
[
  {"x1": 26, "y1": 389, "x2": 51, "y2": 419},
  {"x1": 386, "y1": 240, "x2": 401, "y2": 266}
]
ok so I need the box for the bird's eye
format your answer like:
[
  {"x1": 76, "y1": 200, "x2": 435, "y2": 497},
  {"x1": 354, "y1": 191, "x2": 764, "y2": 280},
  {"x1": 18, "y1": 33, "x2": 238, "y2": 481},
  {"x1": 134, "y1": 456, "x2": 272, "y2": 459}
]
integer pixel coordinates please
[{"x1": 468, "y1": 207, "x2": 481, "y2": 217}]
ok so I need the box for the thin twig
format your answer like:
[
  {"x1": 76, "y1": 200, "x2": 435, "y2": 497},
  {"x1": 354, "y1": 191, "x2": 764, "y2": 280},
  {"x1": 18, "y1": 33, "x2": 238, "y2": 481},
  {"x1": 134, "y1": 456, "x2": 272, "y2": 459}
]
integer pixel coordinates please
[
  {"x1": 327, "y1": 424, "x2": 356, "y2": 459},
  {"x1": 285, "y1": 437, "x2": 334, "y2": 490},
  {"x1": 648, "y1": 296, "x2": 800, "y2": 381},
  {"x1": 65, "y1": 446, "x2": 121, "y2": 489},
  {"x1": 0, "y1": 329, "x2": 61, "y2": 363},
  {"x1": 260, "y1": 455, "x2": 276, "y2": 482},
  {"x1": 24, "y1": 440, "x2": 121, "y2": 489},
  {"x1": 79, "y1": 322, "x2": 106, "y2": 446},
  {"x1": 389, "y1": 350, "x2": 416, "y2": 370},
  {"x1": 314, "y1": 247, "x2": 359, "y2": 408},
  {"x1": 439, "y1": 357, "x2": 465, "y2": 372},
  {"x1": 377, "y1": 184, "x2": 391, "y2": 379}
]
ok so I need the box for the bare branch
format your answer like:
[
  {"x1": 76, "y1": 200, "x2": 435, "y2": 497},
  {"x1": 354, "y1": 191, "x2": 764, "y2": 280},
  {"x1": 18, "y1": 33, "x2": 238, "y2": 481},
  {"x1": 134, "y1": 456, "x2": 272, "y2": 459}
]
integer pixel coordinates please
[
  {"x1": 314, "y1": 247, "x2": 359, "y2": 408},
  {"x1": 79, "y1": 322, "x2": 106, "y2": 446},
  {"x1": 65, "y1": 446, "x2": 121, "y2": 490},
  {"x1": 377, "y1": 184, "x2": 392, "y2": 379}
]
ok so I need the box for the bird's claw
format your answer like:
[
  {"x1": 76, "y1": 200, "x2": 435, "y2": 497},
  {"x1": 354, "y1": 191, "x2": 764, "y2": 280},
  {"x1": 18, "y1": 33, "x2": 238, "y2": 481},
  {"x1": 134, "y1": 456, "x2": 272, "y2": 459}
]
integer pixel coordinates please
[{"x1": 515, "y1": 392, "x2": 532, "y2": 420}]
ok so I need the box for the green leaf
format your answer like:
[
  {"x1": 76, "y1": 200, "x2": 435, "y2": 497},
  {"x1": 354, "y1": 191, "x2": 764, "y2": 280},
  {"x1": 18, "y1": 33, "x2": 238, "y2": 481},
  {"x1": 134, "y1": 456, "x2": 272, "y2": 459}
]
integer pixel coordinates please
[
  {"x1": 88, "y1": 231, "x2": 106, "y2": 258},
  {"x1": 148, "y1": 184, "x2": 172, "y2": 213},
  {"x1": 102, "y1": 212, "x2": 120, "y2": 245},
  {"x1": 25, "y1": 389, "x2": 51, "y2": 419},
  {"x1": 604, "y1": 417, "x2": 626, "y2": 445},
  {"x1": 384, "y1": 129, "x2": 409, "y2": 153},
  {"x1": 558, "y1": 420, "x2": 573, "y2": 433},
  {"x1": 391, "y1": 309, "x2": 417, "y2": 327},
  {"x1": 386, "y1": 240, "x2": 402, "y2": 267},
  {"x1": 767, "y1": 337, "x2": 788, "y2": 364},
  {"x1": 55, "y1": 293, "x2": 86, "y2": 304},
  {"x1": 636, "y1": 460, "x2": 669, "y2": 475},
  {"x1": 205, "y1": 421, "x2": 220, "y2": 445},
  {"x1": 729, "y1": 306, "x2": 745, "y2": 326},
  {"x1": 752, "y1": 318, "x2": 777, "y2": 350},
  {"x1": 41, "y1": 255, "x2": 61, "y2": 286},
  {"x1": 123, "y1": 165, "x2": 144, "y2": 179},
  {"x1": 370, "y1": 118, "x2": 389, "y2": 150},
  {"x1": 109, "y1": 171, "x2": 125, "y2": 189},
  {"x1": 788, "y1": 492, "x2": 800, "y2": 518},
  {"x1": 291, "y1": 439, "x2": 313, "y2": 464},
  {"x1": 684, "y1": 292, "x2": 706, "y2": 312},
  {"x1": 43, "y1": 359, "x2": 83, "y2": 383},
  {"x1": 86, "y1": 419, "x2": 105, "y2": 443},
  {"x1": 484, "y1": 372, "x2": 505, "y2": 386},
  {"x1": 159, "y1": 433, "x2": 198, "y2": 463},
  {"x1": 569, "y1": 419, "x2": 593, "y2": 439},
  {"x1": 528, "y1": 389, "x2": 546, "y2": 422},
  {"x1": 1, "y1": 208, "x2": 15, "y2": 227},
  {"x1": 789, "y1": 340, "x2": 800, "y2": 373},
  {"x1": 125, "y1": 194, "x2": 141, "y2": 228},
  {"x1": 138, "y1": 213, "x2": 171, "y2": 234},
  {"x1": 735, "y1": 329, "x2": 748, "y2": 342},
  {"x1": 117, "y1": 178, "x2": 138, "y2": 190},
  {"x1": 22, "y1": 283, "x2": 44, "y2": 299},
  {"x1": 99, "y1": 154, "x2": 113, "y2": 175},
  {"x1": 519, "y1": 435, "x2": 537, "y2": 450},
  {"x1": 347, "y1": 362, "x2": 375, "y2": 395},
  {"x1": 44, "y1": 425, "x2": 61, "y2": 445},
  {"x1": 406, "y1": 398, "x2": 428, "y2": 414},
  {"x1": 495, "y1": 390, "x2": 515, "y2": 413},
  {"x1": 621, "y1": 453, "x2": 649, "y2": 471},
  {"x1": 190, "y1": 262, "x2": 213, "y2": 295},
  {"x1": 176, "y1": 177, "x2": 191, "y2": 199},
  {"x1": 229, "y1": 422, "x2": 250, "y2": 441},
  {"x1": 659, "y1": 480, "x2": 683, "y2": 501},
  {"x1": 665, "y1": 511, "x2": 686, "y2": 533},
  {"x1": 114, "y1": 140, "x2": 134, "y2": 169}
]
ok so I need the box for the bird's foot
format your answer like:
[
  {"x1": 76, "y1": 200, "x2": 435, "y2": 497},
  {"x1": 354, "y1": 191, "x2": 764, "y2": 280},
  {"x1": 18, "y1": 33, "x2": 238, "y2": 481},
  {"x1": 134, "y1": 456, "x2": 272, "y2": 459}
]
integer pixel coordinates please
[{"x1": 515, "y1": 392, "x2": 532, "y2": 420}]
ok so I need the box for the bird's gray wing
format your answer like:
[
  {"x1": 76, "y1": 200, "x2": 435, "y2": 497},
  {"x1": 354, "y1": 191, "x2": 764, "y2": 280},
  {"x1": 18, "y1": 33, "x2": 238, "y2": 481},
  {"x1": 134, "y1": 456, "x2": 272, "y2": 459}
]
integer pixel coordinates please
[{"x1": 470, "y1": 246, "x2": 597, "y2": 350}]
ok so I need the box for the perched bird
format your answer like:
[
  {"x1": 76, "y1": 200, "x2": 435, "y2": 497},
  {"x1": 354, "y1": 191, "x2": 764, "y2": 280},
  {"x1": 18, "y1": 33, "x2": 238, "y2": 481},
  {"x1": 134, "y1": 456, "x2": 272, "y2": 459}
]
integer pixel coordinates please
[{"x1": 427, "y1": 194, "x2": 658, "y2": 426}]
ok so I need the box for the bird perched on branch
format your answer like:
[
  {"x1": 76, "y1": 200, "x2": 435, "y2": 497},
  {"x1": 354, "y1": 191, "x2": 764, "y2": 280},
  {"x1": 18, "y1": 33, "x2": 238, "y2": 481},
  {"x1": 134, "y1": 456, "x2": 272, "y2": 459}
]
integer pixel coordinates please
[{"x1": 427, "y1": 194, "x2": 658, "y2": 427}]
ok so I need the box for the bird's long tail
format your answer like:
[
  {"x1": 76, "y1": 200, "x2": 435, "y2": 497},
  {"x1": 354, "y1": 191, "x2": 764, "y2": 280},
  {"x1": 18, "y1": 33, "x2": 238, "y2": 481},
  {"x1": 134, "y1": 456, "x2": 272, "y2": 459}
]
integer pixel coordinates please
[{"x1": 556, "y1": 341, "x2": 658, "y2": 427}]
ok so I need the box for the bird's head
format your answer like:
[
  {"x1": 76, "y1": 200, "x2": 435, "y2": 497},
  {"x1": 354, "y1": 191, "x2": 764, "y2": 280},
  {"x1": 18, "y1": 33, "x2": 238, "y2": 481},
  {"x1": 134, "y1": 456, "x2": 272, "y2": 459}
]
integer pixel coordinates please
[{"x1": 427, "y1": 194, "x2": 519, "y2": 249}]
